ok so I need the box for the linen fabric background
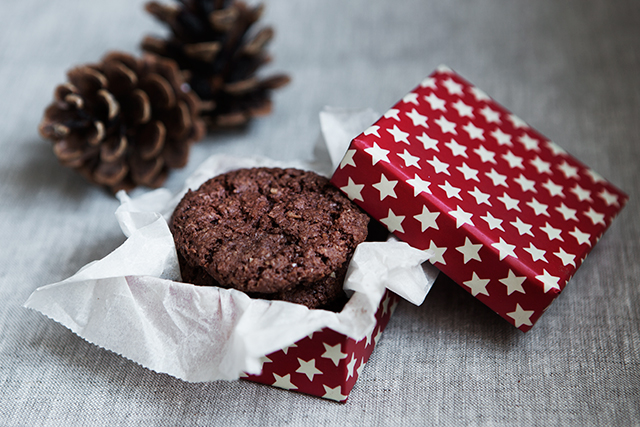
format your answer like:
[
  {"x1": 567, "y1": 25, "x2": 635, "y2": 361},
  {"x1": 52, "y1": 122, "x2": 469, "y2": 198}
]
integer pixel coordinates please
[{"x1": 1, "y1": 0, "x2": 638, "y2": 425}]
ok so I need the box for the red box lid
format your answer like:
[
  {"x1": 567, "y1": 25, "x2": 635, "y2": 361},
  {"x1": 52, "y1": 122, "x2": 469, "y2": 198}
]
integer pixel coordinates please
[{"x1": 330, "y1": 66, "x2": 628, "y2": 331}]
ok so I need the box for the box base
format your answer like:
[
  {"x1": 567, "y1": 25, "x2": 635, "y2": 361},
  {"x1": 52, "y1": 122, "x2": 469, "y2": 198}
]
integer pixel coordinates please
[{"x1": 243, "y1": 290, "x2": 399, "y2": 402}]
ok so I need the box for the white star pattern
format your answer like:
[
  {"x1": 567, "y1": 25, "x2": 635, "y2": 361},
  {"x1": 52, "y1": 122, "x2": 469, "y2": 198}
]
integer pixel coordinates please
[
  {"x1": 364, "y1": 327, "x2": 374, "y2": 347},
  {"x1": 322, "y1": 385, "x2": 348, "y2": 402},
  {"x1": 387, "y1": 125, "x2": 410, "y2": 144},
  {"x1": 417, "y1": 132, "x2": 439, "y2": 151},
  {"x1": 569, "y1": 227, "x2": 591, "y2": 245},
  {"x1": 470, "y1": 86, "x2": 491, "y2": 102},
  {"x1": 530, "y1": 156, "x2": 552, "y2": 174},
  {"x1": 499, "y1": 270, "x2": 527, "y2": 295},
  {"x1": 474, "y1": 145, "x2": 497, "y2": 163},
  {"x1": 491, "y1": 128, "x2": 512, "y2": 146},
  {"x1": 321, "y1": 343, "x2": 348, "y2": 366},
  {"x1": 463, "y1": 122, "x2": 485, "y2": 140},
  {"x1": 439, "y1": 181, "x2": 462, "y2": 200},
  {"x1": 508, "y1": 114, "x2": 528, "y2": 129},
  {"x1": 259, "y1": 355, "x2": 272, "y2": 366},
  {"x1": 381, "y1": 294, "x2": 391, "y2": 315},
  {"x1": 356, "y1": 359, "x2": 366, "y2": 378},
  {"x1": 486, "y1": 169, "x2": 509, "y2": 187},
  {"x1": 518, "y1": 133, "x2": 540, "y2": 151},
  {"x1": 502, "y1": 151, "x2": 525, "y2": 169},
  {"x1": 373, "y1": 328, "x2": 383, "y2": 345},
  {"x1": 384, "y1": 109, "x2": 400, "y2": 121},
  {"x1": 480, "y1": 106, "x2": 501, "y2": 124},
  {"x1": 295, "y1": 358, "x2": 323, "y2": 381},
  {"x1": 583, "y1": 207, "x2": 605, "y2": 226},
  {"x1": 364, "y1": 125, "x2": 380, "y2": 137},
  {"x1": 456, "y1": 237, "x2": 483, "y2": 264},
  {"x1": 514, "y1": 174, "x2": 537, "y2": 193},
  {"x1": 421, "y1": 77, "x2": 437, "y2": 89},
  {"x1": 555, "y1": 203, "x2": 578, "y2": 221},
  {"x1": 403, "y1": 92, "x2": 420, "y2": 105},
  {"x1": 526, "y1": 197, "x2": 550, "y2": 216},
  {"x1": 443, "y1": 78, "x2": 464, "y2": 95},
  {"x1": 435, "y1": 116, "x2": 457, "y2": 134},
  {"x1": 407, "y1": 174, "x2": 432, "y2": 196},
  {"x1": 481, "y1": 211, "x2": 505, "y2": 231},
  {"x1": 463, "y1": 272, "x2": 490, "y2": 297},
  {"x1": 492, "y1": 237, "x2": 517, "y2": 260},
  {"x1": 380, "y1": 209, "x2": 405, "y2": 234},
  {"x1": 536, "y1": 270, "x2": 561, "y2": 293},
  {"x1": 452, "y1": 100, "x2": 474, "y2": 118},
  {"x1": 497, "y1": 192, "x2": 521, "y2": 211},
  {"x1": 329, "y1": 67, "x2": 627, "y2": 333},
  {"x1": 424, "y1": 93, "x2": 446, "y2": 111},
  {"x1": 545, "y1": 140, "x2": 566, "y2": 156},
  {"x1": 339, "y1": 149, "x2": 357, "y2": 169},
  {"x1": 554, "y1": 247, "x2": 576, "y2": 267},
  {"x1": 449, "y1": 206, "x2": 474, "y2": 228},
  {"x1": 346, "y1": 355, "x2": 357, "y2": 380},
  {"x1": 598, "y1": 189, "x2": 619, "y2": 206},
  {"x1": 542, "y1": 179, "x2": 565, "y2": 197},
  {"x1": 510, "y1": 217, "x2": 534, "y2": 237},
  {"x1": 281, "y1": 343, "x2": 297, "y2": 355},
  {"x1": 414, "y1": 205, "x2": 440, "y2": 231},
  {"x1": 427, "y1": 155, "x2": 451, "y2": 175},
  {"x1": 372, "y1": 174, "x2": 398, "y2": 201},
  {"x1": 397, "y1": 149, "x2": 422, "y2": 168},
  {"x1": 364, "y1": 142, "x2": 390, "y2": 165},
  {"x1": 507, "y1": 304, "x2": 534, "y2": 328},
  {"x1": 570, "y1": 184, "x2": 592, "y2": 202},
  {"x1": 557, "y1": 161, "x2": 579, "y2": 179},
  {"x1": 272, "y1": 373, "x2": 297, "y2": 390},
  {"x1": 340, "y1": 178, "x2": 364, "y2": 202},
  {"x1": 540, "y1": 222, "x2": 564, "y2": 241},
  {"x1": 523, "y1": 243, "x2": 548, "y2": 263},
  {"x1": 468, "y1": 186, "x2": 491, "y2": 206},
  {"x1": 427, "y1": 240, "x2": 447, "y2": 265},
  {"x1": 445, "y1": 139, "x2": 469, "y2": 158},
  {"x1": 456, "y1": 162, "x2": 480, "y2": 181},
  {"x1": 586, "y1": 169, "x2": 606, "y2": 184},
  {"x1": 405, "y1": 109, "x2": 429, "y2": 128}
]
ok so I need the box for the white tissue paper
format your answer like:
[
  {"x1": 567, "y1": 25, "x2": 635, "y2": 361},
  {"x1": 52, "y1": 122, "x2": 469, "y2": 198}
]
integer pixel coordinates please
[{"x1": 24, "y1": 108, "x2": 439, "y2": 382}]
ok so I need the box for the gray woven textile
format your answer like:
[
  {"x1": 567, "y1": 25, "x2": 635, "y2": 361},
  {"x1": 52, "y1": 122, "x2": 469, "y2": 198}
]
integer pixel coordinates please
[{"x1": 1, "y1": 0, "x2": 639, "y2": 425}]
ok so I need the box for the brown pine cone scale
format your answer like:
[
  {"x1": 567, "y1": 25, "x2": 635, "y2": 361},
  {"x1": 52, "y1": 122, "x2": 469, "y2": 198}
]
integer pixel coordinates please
[
  {"x1": 39, "y1": 52, "x2": 205, "y2": 192},
  {"x1": 142, "y1": 0, "x2": 290, "y2": 130}
]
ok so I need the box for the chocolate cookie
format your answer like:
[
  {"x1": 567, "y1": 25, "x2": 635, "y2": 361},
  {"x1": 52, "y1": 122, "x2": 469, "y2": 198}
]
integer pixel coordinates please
[{"x1": 170, "y1": 167, "x2": 370, "y2": 309}]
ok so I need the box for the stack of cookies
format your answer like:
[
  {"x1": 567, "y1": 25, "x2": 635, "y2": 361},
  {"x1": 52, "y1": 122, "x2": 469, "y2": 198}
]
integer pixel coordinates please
[{"x1": 170, "y1": 167, "x2": 371, "y2": 309}]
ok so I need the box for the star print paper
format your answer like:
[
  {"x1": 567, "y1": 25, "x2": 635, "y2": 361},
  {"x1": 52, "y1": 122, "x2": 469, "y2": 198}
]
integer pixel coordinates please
[
  {"x1": 244, "y1": 292, "x2": 399, "y2": 402},
  {"x1": 331, "y1": 66, "x2": 628, "y2": 331}
]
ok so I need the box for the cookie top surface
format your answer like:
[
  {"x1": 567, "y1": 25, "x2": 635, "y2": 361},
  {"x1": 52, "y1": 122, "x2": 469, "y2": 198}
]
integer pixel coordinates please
[{"x1": 170, "y1": 167, "x2": 369, "y2": 294}]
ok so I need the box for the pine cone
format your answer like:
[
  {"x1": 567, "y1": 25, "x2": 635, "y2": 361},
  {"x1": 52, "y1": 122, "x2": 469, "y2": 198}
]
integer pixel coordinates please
[
  {"x1": 39, "y1": 52, "x2": 205, "y2": 192},
  {"x1": 142, "y1": 0, "x2": 290, "y2": 129}
]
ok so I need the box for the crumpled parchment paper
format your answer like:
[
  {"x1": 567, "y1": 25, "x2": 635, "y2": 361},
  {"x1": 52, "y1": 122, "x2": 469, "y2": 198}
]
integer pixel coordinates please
[{"x1": 24, "y1": 107, "x2": 439, "y2": 382}]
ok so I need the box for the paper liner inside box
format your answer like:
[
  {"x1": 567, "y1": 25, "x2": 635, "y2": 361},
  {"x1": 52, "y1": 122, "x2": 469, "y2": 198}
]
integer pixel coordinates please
[
  {"x1": 23, "y1": 108, "x2": 439, "y2": 402},
  {"x1": 331, "y1": 65, "x2": 628, "y2": 331}
]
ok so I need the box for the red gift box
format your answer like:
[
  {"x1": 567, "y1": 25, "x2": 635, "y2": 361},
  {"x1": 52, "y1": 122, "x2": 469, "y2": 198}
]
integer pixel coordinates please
[
  {"x1": 243, "y1": 290, "x2": 400, "y2": 402},
  {"x1": 331, "y1": 65, "x2": 628, "y2": 331}
]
